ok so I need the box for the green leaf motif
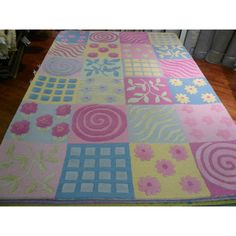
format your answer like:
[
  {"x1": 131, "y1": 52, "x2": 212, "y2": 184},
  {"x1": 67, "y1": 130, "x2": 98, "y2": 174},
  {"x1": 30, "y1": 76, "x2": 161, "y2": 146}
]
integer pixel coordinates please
[
  {"x1": 0, "y1": 162, "x2": 12, "y2": 169},
  {"x1": 155, "y1": 95, "x2": 161, "y2": 103},
  {"x1": 26, "y1": 182, "x2": 37, "y2": 194},
  {"x1": 133, "y1": 93, "x2": 143, "y2": 97},
  {"x1": 0, "y1": 175, "x2": 18, "y2": 182},
  {"x1": 161, "y1": 91, "x2": 167, "y2": 97},
  {"x1": 127, "y1": 86, "x2": 136, "y2": 91},
  {"x1": 15, "y1": 155, "x2": 28, "y2": 169},
  {"x1": 128, "y1": 79, "x2": 133, "y2": 85},
  {"x1": 162, "y1": 96, "x2": 172, "y2": 102},
  {"x1": 128, "y1": 97, "x2": 141, "y2": 103},
  {"x1": 6, "y1": 144, "x2": 15, "y2": 156},
  {"x1": 43, "y1": 173, "x2": 55, "y2": 184},
  {"x1": 47, "y1": 156, "x2": 59, "y2": 163},
  {"x1": 42, "y1": 183, "x2": 54, "y2": 194},
  {"x1": 143, "y1": 95, "x2": 149, "y2": 103}
]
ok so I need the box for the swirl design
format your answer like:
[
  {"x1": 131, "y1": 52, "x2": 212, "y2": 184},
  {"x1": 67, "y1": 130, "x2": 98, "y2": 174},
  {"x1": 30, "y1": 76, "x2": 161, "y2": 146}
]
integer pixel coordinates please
[
  {"x1": 43, "y1": 57, "x2": 82, "y2": 76},
  {"x1": 72, "y1": 105, "x2": 127, "y2": 141},
  {"x1": 195, "y1": 142, "x2": 236, "y2": 190},
  {"x1": 89, "y1": 32, "x2": 118, "y2": 42}
]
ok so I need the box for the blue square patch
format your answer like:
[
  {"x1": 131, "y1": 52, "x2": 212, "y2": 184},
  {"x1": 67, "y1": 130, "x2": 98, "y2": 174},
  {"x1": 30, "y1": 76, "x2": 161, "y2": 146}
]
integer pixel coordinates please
[
  {"x1": 56, "y1": 143, "x2": 134, "y2": 200},
  {"x1": 167, "y1": 77, "x2": 220, "y2": 104}
]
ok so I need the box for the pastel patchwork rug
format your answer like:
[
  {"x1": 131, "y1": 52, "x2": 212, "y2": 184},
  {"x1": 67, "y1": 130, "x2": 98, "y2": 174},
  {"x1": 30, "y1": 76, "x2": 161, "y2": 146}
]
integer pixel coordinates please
[{"x1": 1, "y1": 31, "x2": 236, "y2": 205}]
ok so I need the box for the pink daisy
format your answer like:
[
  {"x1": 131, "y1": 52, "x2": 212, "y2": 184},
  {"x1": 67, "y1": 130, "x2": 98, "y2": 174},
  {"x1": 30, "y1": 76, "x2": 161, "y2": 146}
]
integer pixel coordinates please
[
  {"x1": 180, "y1": 176, "x2": 201, "y2": 194},
  {"x1": 220, "y1": 117, "x2": 234, "y2": 127},
  {"x1": 134, "y1": 144, "x2": 154, "y2": 161},
  {"x1": 169, "y1": 145, "x2": 187, "y2": 161},
  {"x1": 211, "y1": 104, "x2": 224, "y2": 112},
  {"x1": 183, "y1": 117, "x2": 198, "y2": 126},
  {"x1": 156, "y1": 160, "x2": 175, "y2": 176},
  {"x1": 189, "y1": 129, "x2": 204, "y2": 139},
  {"x1": 181, "y1": 105, "x2": 194, "y2": 113},
  {"x1": 138, "y1": 176, "x2": 161, "y2": 196},
  {"x1": 216, "y1": 129, "x2": 231, "y2": 140},
  {"x1": 202, "y1": 116, "x2": 214, "y2": 125}
]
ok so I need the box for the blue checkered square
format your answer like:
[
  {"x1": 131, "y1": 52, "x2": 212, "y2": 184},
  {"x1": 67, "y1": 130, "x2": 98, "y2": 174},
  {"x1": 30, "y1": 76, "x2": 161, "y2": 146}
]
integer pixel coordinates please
[{"x1": 56, "y1": 143, "x2": 134, "y2": 200}]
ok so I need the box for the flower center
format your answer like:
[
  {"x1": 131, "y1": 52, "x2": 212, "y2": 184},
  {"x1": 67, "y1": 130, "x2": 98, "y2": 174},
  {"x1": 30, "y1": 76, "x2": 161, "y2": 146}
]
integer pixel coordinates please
[
  {"x1": 162, "y1": 164, "x2": 168, "y2": 169},
  {"x1": 147, "y1": 182, "x2": 152, "y2": 187},
  {"x1": 187, "y1": 181, "x2": 193, "y2": 186},
  {"x1": 142, "y1": 149, "x2": 146, "y2": 153}
]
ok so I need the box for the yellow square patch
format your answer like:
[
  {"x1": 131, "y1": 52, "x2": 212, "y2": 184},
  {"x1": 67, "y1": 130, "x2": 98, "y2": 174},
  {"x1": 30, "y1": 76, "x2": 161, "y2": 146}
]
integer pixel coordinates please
[{"x1": 130, "y1": 143, "x2": 210, "y2": 200}]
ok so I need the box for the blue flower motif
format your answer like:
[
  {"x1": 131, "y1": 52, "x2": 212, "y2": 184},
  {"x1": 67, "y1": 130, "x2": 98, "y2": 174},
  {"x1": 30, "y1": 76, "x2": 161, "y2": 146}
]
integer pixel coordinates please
[
  {"x1": 86, "y1": 78, "x2": 95, "y2": 84},
  {"x1": 81, "y1": 87, "x2": 92, "y2": 93},
  {"x1": 99, "y1": 85, "x2": 107, "y2": 92},
  {"x1": 114, "y1": 88, "x2": 124, "y2": 94},
  {"x1": 81, "y1": 95, "x2": 92, "y2": 102},
  {"x1": 113, "y1": 78, "x2": 121, "y2": 84},
  {"x1": 106, "y1": 96, "x2": 116, "y2": 103}
]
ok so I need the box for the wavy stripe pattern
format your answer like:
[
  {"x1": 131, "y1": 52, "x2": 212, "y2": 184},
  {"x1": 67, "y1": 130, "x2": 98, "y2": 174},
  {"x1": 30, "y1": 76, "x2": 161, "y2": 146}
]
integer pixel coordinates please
[
  {"x1": 72, "y1": 105, "x2": 127, "y2": 142},
  {"x1": 160, "y1": 59, "x2": 204, "y2": 78},
  {"x1": 120, "y1": 32, "x2": 149, "y2": 44},
  {"x1": 49, "y1": 42, "x2": 86, "y2": 57},
  {"x1": 128, "y1": 105, "x2": 186, "y2": 143}
]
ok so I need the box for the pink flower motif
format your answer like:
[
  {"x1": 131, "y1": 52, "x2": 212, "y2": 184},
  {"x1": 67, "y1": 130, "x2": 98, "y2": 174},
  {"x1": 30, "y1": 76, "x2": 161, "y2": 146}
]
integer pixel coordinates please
[
  {"x1": 56, "y1": 105, "x2": 71, "y2": 116},
  {"x1": 10, "y1": 120, "x2": 30, "y2": 136},
  {"x1": 36, "y1": 115, "x2": 53, "y2": 128},
  {"x1": 181, "y1": 105, "x2": 194, "y2": 113},
  {"x1": 180, "y1": 176, "x2": 201, "y2": 194},
  {"x1": 134, "y1": 144, "x2": 154, "y2": 161},
  {"x1": 52, "y1": 122, "x2": 69, "y2": 137},
  {"x1": 211, "y1": 104, "x2": 224, "y2": 112},
  {"x1": 20, "y1": 102, "x2": 38, "y2": 115},
  {"x1": 202, "y1": 116, "x2": 213, "y2": 125},
  {"x1": 220, "y1": 116, "x2": 234, "y2": 127},
  {"x1": 138, "y1": 176, "x2": 161, "y2": 196},
  {"x1": 183, "y1": 117, "x2": 197, "y2": 126},
  {"x1": 169, "y1": 145, "x2": 187, "y2": 161},
  {"x1": 156, "y1": 160, "x2": 175, "y2": 176},
  {"x1": 216, "y1": 129, "x2": 231, "y2": 140},
  {"x1": 189, "y1": 129, "x2": 204, "y2": 139}
]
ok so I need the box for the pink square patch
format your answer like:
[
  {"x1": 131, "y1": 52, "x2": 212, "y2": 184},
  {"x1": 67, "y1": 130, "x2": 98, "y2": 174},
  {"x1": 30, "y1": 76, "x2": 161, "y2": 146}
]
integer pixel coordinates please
[
  {"x1": 69, "y1": 104, "x2": 129, "y2": 143},
  {"x1": 175, "y1": 104, "x2": 236, "y2": 142},
  {"x1": 120, "y1": 32, "x2": 150, "y2": 44},
  {"x1": 125, "y1": 77, "x2": 173, "y2": 105},
  {"x1": 190, "y1": 140, "x2": 236, "y2": 197},
  {"x1": 121, "y1": 44, "x2": 156, "y2": 59},
  {"x1": 0, "y1": 140, "x2": 66, "y2": 199},
  {"x1": 159, "y1": 59, "x2": 204, "y2": 78}
]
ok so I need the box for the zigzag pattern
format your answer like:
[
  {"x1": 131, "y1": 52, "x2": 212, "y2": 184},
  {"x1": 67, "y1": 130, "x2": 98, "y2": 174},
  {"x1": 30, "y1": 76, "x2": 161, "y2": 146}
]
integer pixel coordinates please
[
  {"x1": 49, "y1": 42, "x2": 86, "y2": 57},
  {"x1": 128, "y1": 105, "x2": 186, "y2": 143}
]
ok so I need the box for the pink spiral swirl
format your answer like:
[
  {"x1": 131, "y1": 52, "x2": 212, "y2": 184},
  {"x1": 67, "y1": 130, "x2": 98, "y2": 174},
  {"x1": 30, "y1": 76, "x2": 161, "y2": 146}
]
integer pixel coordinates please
[
  {"x1": 89, "y1": 32, "x2": 118, "y2": 43},
  {"x1": 195, "y1": 142, "x2": 236, "y2": 190},
  {"x1": 72, "y1": 105, "x2": 127, "y2": 141}
]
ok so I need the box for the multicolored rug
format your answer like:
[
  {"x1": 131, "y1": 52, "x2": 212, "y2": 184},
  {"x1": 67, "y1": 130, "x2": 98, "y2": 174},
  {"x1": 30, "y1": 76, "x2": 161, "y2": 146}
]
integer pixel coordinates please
[{"x1": 0, "y1": 31, "x2": 236, "y2": 205}]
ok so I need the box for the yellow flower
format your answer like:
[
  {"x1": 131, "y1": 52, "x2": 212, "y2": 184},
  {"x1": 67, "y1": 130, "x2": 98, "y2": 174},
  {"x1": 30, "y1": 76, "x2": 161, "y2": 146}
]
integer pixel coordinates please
[
  {"x1": 184, "y1": 85, "x2": 198, "y2": 94},
  {"x1": 201, "y1": 93, "x2": 216, "y2": 103},
  {"x1": 175, "y1": 93, "x2": 190, "y2": 104},
  {"x1": 193, "y1": 78, "x2": 206, "y2": 87},
  {"x1": 170, "y1": 79, "x2": 183, "y2": 86}
]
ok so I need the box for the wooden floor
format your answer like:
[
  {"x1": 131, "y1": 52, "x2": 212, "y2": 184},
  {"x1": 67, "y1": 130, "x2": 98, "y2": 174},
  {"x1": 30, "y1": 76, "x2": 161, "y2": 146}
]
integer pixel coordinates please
[{"x1": 0, "y1": 31, "x2": 236, "y2": 143}]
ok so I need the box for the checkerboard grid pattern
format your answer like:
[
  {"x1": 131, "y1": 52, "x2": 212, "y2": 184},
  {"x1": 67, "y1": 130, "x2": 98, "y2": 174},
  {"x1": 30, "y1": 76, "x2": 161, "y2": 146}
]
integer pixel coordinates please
[
  {"x1": 26, "y1": 75, "x2": 78, "y2": 103},
  {"x1": 149, "y1": 33, "x2": 182, "y2": 46},
  {"x1": 56, "y1": 143, "x2": 134, "y2": 199},
  {"x1": 123, "y1": 59, "x2": 162, "y2": 77}
]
